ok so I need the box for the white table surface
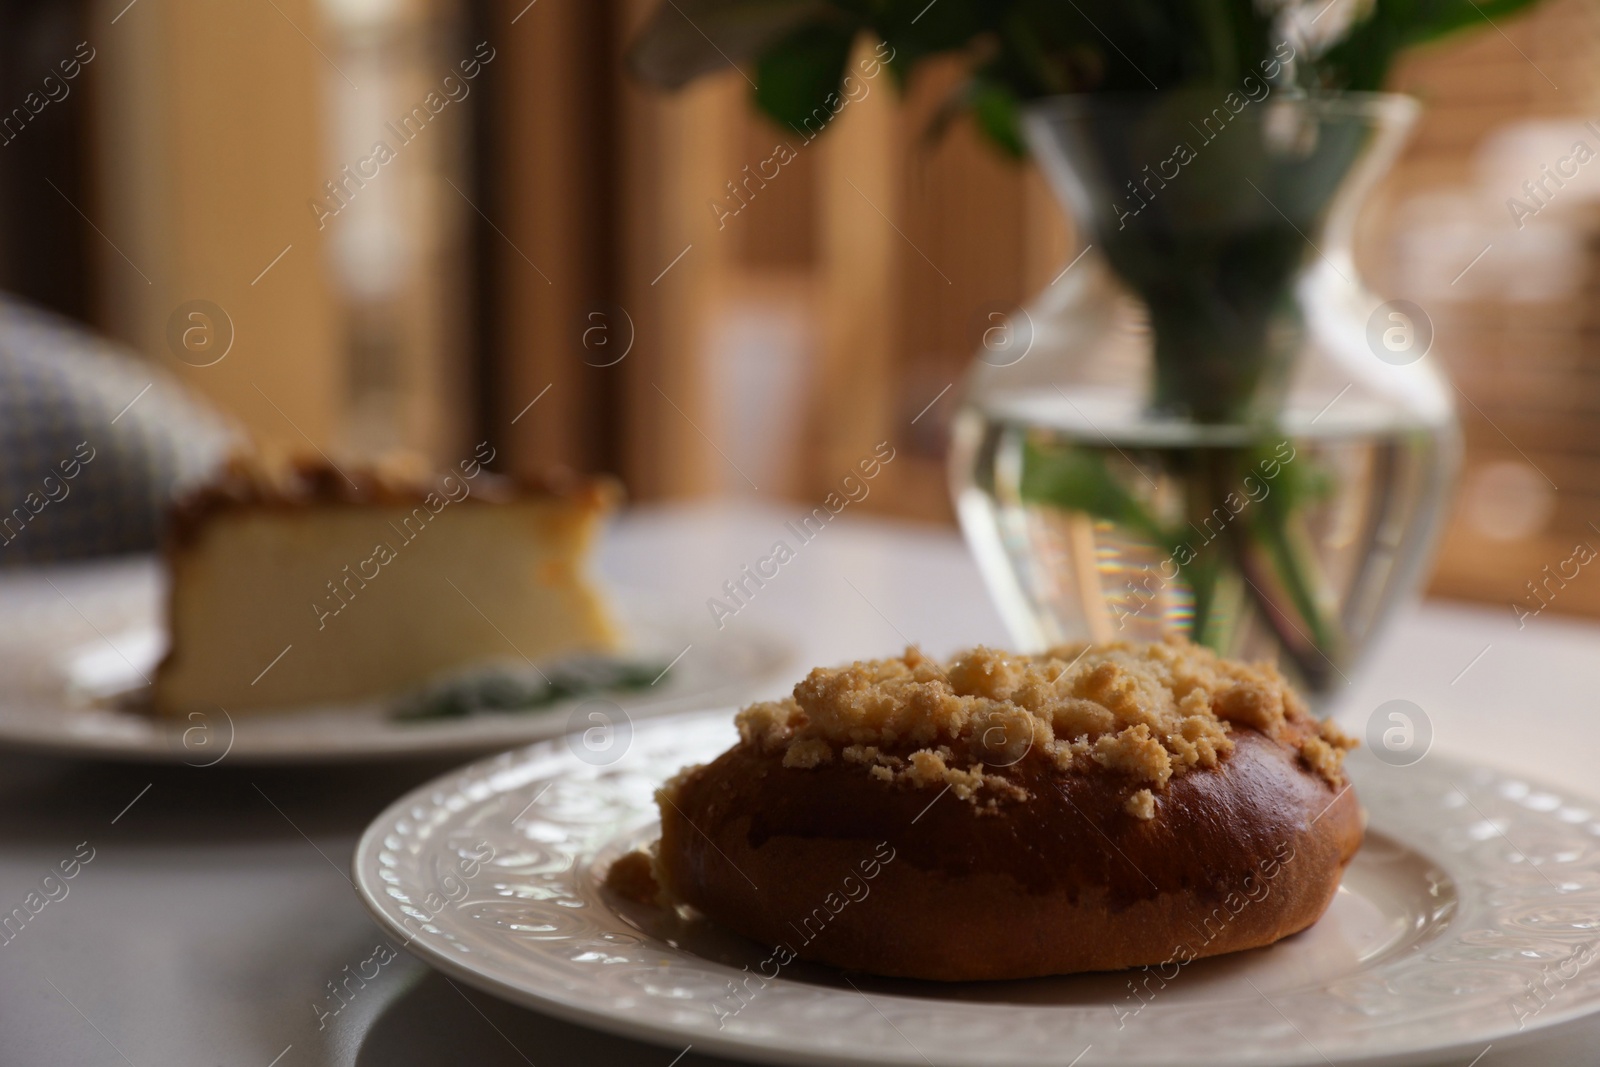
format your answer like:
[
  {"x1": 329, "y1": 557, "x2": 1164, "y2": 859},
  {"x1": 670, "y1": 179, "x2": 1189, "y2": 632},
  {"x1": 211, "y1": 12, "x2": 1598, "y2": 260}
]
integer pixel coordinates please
[{"x1": 1, "y1": 499, "x2": 1595, "y2": 1067}]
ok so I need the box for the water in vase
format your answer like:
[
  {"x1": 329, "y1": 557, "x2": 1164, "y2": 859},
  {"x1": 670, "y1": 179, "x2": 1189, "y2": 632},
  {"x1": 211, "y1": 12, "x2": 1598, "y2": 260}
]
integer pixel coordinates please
[{"x1": 951, "y1": 385, "x2": 1457, "y2": 704}]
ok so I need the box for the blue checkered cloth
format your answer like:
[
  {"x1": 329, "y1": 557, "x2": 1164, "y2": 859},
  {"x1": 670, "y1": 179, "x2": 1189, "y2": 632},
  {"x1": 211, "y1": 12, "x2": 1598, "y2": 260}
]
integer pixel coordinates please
[{"x1": 0, "y1": 294, "x2": 236, "y2": 565}]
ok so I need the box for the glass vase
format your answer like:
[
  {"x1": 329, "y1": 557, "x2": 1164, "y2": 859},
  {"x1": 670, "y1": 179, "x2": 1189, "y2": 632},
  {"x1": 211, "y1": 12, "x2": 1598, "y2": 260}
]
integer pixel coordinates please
[{"x1": 949, "y1": 92, "x2": 1461, "y2": 705}]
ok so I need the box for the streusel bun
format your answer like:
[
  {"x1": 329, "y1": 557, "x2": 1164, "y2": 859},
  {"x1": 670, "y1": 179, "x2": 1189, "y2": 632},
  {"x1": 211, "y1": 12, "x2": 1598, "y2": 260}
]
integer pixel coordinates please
[{"x1": 620, "y1": 640, "x2": 1361, "y2": 981}]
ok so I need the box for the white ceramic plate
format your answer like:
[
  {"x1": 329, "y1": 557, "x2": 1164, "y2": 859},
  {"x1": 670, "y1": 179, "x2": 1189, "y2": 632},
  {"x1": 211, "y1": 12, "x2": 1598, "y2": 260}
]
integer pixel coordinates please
[
  {"x1": 0, "y1": 558, "x2": 791, "y2": 763},
  {"x1": 354, "y1": 709, "x2": 1600, "y2": 1067}
]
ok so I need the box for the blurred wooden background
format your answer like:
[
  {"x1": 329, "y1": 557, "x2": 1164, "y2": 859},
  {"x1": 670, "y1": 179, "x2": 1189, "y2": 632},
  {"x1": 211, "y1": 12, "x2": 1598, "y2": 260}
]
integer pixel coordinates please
[{"x1": 2, "y1": 0, "x2": 1598, "y2": 623}]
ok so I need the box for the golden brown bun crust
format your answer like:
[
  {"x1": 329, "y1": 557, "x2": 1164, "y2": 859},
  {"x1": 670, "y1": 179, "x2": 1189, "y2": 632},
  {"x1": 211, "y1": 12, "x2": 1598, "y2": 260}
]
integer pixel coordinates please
[{"x1": 658, "y1": 729, "x2": 1361, "y2": 981}]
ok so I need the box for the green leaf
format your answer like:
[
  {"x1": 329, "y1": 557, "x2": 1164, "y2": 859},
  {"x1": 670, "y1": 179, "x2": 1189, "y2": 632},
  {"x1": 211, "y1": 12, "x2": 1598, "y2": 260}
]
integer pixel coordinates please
[
  {"x1": 870, "y1": 0, "x2": 994, "y2": 53},
  {"x1": 630, "y1": 0, "x2": 1556, "y2": 163},
  {"x1": 753, "y1": 21, "x2": 860, "y2": 132},
  {"x1": 1019, "y1": 438, "x2": 1163, "y2": 541},
  {"x1": 967, "y1": 77, "x2": 1027, "y2": 157}
]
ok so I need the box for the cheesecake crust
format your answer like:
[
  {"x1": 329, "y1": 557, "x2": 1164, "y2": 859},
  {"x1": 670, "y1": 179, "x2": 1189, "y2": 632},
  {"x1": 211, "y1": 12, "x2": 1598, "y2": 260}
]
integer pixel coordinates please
[{"x1": 166, "y1": 454, "x2": 618, "y2": 550}]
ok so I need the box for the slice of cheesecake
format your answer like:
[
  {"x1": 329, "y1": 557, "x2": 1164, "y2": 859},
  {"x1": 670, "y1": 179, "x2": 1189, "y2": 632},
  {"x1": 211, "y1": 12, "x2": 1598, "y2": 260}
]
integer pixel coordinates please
[{"x1": 151, "y1": 456, "x2": 622, "y2": 716}]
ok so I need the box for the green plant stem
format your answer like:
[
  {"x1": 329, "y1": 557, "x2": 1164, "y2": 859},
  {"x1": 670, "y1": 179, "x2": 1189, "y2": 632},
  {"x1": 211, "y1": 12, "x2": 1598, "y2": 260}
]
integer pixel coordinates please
[
  {"x1": 1245, "y1": 488, "x2": 1343, "y2": 688},
  {"x1": 1177, "y1": 450, "x2": 1230, "y2": 649},
  {"x1": 1101, "y1": 224, "x2": 1306, "y2": 424},
  {"x1": 1020, "y1": 437, "x2": 1345, "y2": 693}
]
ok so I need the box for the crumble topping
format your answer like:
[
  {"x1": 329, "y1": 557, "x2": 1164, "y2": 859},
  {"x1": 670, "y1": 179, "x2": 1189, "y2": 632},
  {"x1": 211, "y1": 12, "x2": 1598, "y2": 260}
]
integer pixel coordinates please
[
  {"x1": 1125, "y1": 789, "x2": 1157, "y2": 821},
  {"x1": 1298, "y1": 735, "x2": 1345, "y2": 783},
  {"x1": 732, "y1": 640, "x2": 1354, "y2": 813}
]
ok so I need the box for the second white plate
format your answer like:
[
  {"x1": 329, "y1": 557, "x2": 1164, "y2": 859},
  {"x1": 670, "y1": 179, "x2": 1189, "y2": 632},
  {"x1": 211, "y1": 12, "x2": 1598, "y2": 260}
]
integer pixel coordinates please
[
  {"x1": 354, "y1": 710, "x2": 1600, "y2": 1067},
  {"x1": 0, "y1": 558, "x2": 791, "y2": 763}
]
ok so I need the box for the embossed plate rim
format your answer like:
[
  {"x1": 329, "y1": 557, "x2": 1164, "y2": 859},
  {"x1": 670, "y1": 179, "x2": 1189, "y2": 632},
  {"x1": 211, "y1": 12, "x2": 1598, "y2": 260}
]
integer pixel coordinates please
[
  {"x1": 353, "y1": 709, "x2": 1600, "y2": 1067},
  {"x1": 0, "y1": 557, "x2": 793, "y2": 763}
]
